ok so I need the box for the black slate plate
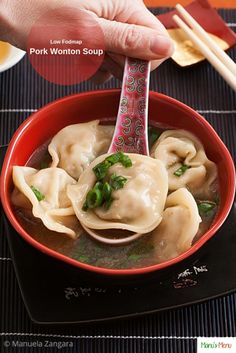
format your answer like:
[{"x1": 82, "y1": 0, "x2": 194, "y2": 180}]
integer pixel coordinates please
[{"x1": 1, "y1": 145, "x2": 236, "y2": 325}]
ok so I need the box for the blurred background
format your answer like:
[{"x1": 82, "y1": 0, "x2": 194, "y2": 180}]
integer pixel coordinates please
[{"x1": 144, "y1": 0, "x2": 235, "y2": 8}]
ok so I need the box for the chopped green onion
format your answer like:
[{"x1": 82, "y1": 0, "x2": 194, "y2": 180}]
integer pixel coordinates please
[
  {"x1": 93, "y1": 160, "x2": 111, "y2": 180},
  {"x1": 105, "y1": 152, "x2": 132, "y2": 168},
  {"x1": 174, "y1": 164, "x2": 190, "y2": 177},
  {"x1": 120, "y1": 153, "x2": 132, "y2": 168},
  {"x1": 148, "y1": 127, "x2": 160, "y2": 148},
  {"x1": 128, "y1": 254, "x2": 142, "y2": 261},
  {"x1": 198, "y1": 201, "x2": 216, "y2": 215},
  {"x1": 94, "y1": 181, "x2": 103, "y2": 190},
  {"x1": 82, "y1": 201, "x2": 89, "y2": 212},
  {"x1": 110, "y1": 174, "x2": 127, "y2": 190},
  {"x1": 105, "y1": 152, "x2": 123, "y2": 165},
  {"x1": 84, "y1": 152, "x2": 132, "y2": 212},
  {"x1": 93, "y1": 152, "x2": 132, "y2": 180},
  {"x1": 102, "y1": 182, "x2": 112, "y2": 201},
  {"x1": 77, "y1": 255, "x2": 90, "y2": 263},
  {"x1": 86, "y1": 188, "x2": 103, "y2": 209},
  {"x1": 104, "y1": 197, "x2": 113, "y2": 210},
  {"x1": 30, "y1": 186, "x2": 45, "y2": 201}
]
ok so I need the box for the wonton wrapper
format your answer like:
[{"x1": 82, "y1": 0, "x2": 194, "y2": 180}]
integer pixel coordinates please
[
  {"x1": 48, "y1": 120, "x2": 114, "y2": 179},
  {"x1": 67, "y1": 153, "x2": 168, "y2": 235},
  {"x1": 151, "y1": 130, "x2": 217, "y2": 198},
  {"x1": 12, "y1": 166, "x2": 81, "y2": 239},
  {"x1": 151, "y1": 188, "x2": 201, "y2": 262}
]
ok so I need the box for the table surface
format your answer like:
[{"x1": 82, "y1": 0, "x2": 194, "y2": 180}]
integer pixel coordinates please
[{"x1": 144, "y1": 0, "x2": 236, "y2": 8}]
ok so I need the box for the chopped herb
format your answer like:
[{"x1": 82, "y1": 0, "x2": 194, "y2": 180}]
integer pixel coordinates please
[
  {"x1": 128, "y1": 254, "x2": 142, "y2": 261},
  {"x1": 197, "y1": 201, "x2": 217, "y2": 215},
  {"x1": 174, "y1": 164, "x2": 190, "y2": 177},
  {"x1": 94, "y1": 181, "x2": 103, "y2": 191},
  {"x1": 110, "y1": 174, "x2": 128, "y2": 190},
  {"x1": 102, "y1": 182, "x2": 112, "y2": 201},
  {"x1": 82, "y1": 201, "x2": 89, "y2": 212},
  {"x1": 84, "y1": 152, "x2": 132, "y2": 212},
  {"x1": 120, "y1": 153, "x2": 132, "y2": 168},
  {"x1": 93, "y1": 152, "x2": 132, "y2": 180},
  {"x1": 77, "y1": 255, "x2": 91, "y2": 263},
  {"x1": 106, "y1": 152, "x2": 132, "y2": 168},
  {"x1": 148, "y1": 126, "x2": 160, "y2": 148},
  {"x1": 86, "y1": 188, "x2": 103, "y2": 209},
  {"x1": 106, "y1": 152, "x2": 123, "y2": 165},
  {"x1": 104, "y1": 197, "x2": 113, "y2": 210},
  {"x1": 30, "y1": 185, "x2": 45, "y2": 201},
  {"x1": 93, "y1": 160, "x2": 111, "y2": 180}
]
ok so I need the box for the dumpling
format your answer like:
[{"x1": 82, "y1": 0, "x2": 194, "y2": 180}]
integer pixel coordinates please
[
  {"x1": 12, "y1": 166, "x2": 81, "y2": 239},
  {"x1": 151, "y1": 188, "x2": 201, "y2": 262},
  {"x1": 48, "y1": 120, "x2": 114, "y2": 179},
  {"x1": 67, "y1": 153, "x2": 168, "y2": 236},
  {"x1": 151, "y1": 129, "x2": 217, "y2": 198}
]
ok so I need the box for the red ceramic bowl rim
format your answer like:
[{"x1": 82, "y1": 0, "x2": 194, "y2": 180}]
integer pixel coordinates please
[{"x1": 1, "y1": 89, "x2": 235, "y2": 276}]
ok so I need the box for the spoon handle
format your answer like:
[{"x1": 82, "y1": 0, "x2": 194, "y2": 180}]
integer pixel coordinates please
[{"x1": 108, "y1": 57, "x2": 150, "y2": 155}]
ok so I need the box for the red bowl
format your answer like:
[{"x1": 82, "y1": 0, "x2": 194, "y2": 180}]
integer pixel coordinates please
[{"x1": 1, "y1": 90, "x2": 235, "y2": 276}]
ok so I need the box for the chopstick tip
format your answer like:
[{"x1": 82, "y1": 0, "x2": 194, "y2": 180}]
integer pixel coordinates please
[
  {"x1": 175, "y1": 3, "x2": 183, "y2": 10},
  {"x1": 172, "y1": 14, "x2": 180, "y2": 23}
]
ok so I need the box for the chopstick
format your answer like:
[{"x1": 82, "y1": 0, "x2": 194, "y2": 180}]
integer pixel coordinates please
[
  {"x1": 172, "y1": 4, "x2": 236, "y2": 92},
  {"x1": 175, "y1": 4, "x2": 236, "y2": 76}
]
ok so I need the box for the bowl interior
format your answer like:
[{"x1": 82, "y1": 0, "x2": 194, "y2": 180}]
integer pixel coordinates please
[{"x1": 1, "y1": 90, "x2": 235, "y2": 275}]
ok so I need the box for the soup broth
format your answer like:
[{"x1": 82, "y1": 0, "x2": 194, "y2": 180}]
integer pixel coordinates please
[{"x1": 12, "y1": 122, "x2": 219, "y2": 269}]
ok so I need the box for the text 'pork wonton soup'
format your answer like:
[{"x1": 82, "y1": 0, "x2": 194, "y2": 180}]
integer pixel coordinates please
[{"x1": 11, "y1": 119, "x2": 219, "y2": 269}]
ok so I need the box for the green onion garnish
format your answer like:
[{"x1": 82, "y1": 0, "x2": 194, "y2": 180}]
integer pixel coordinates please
[
  {"x1": 77, "y1": 255, "x2": 90, "y2": 263},
  {"x1": 106, "y1": 152, "x2": 123, "y2": 165},
  {"x1": 128, "y1": 254, "x2": 142, "y2": 261},
  {"x1": 120, "y1": 153, "x2": 132, "y2": 168},
  {"x1": 30, "y1": 186, "x2": 45, "y2": 201},
  {"x1": 110, "y1": 174, "x2": 128, "y2": 190},
  {"x1": 102, "y1": 182, "x2": 112, "y2": 201},
  {"x1": 82, "y1": 202, "x2": 89, "y2": 212},
  {"x1": 197, "y1": 201, "x2": 216, "y2": 215},
  {"x1": 86, "y1": 188, "x2": 103, "y2": 209},
  {"x1": 94, "y1": 181, "x2": 103, "y2": 191},
  {"x1": 174, "y1": 164, "x2": 190, "y2": 177},
  {"x1": 93, "y1": 160, "x2": 111, "y2": 180},
  {"x1": 84, "y1": 152, "x2": 132, "y2": 212},
  {"x1": 92, "y1": 152, "x2": 132, "y2": 180},
  {"x1": 148, "y1": 127, "x2": 160, "y2": 148},
  {"x1": 104, "y1": 197, "x2": 113, "y2": 210}
]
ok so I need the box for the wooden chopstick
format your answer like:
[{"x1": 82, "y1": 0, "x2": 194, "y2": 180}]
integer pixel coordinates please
[
  {"x1": 175, "y1": 4, "x2": 236, "y2": 76},
  {"x1": 172, "y1": 5, "x2": 236, "y2": 92}
]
